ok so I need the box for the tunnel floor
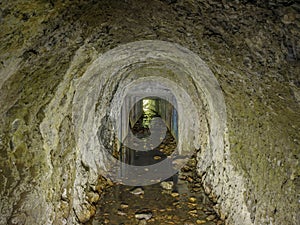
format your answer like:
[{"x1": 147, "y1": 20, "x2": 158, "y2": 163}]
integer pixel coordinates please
[{"x1": 88, "y1": 115, "x2": 224, "y2": 225}]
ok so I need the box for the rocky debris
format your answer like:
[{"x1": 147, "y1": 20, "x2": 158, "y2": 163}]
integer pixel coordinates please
[
  {"x1": 120, "y1": 203, "x2": 129, "y2": 209},
  {"x1": 117, "y1": 210, "x2": 127, "y2": 216},
  {"x1": 130, "y1": 187, "x2": 144, "y2": 195},
  {"x1": 187, "y1": 176, "x2": 194, "y2": 183},
  {"x1": 184, "y1": 222, "x2": 195, "y2": 225},
  {"x1": 171, "y1": 192, "x2": 180, "y2": 197},
  {"x1": 189, "y1": 197, "x2": 197, "y2": 203},
  {"x1": 160, "y1": 181, "x2": 174, "y2": 190},
  {"x1": 74, "y1": 203, "x2": 96, "y2": 223},
  {"x1": 86, "y1": 192, "x2": 99, "y2": 203},
  {"x1": 91, "y1": 147, "x2": 225, "y2": 224},
  {"x1": 135, "y1": 210, "x2": 153, "y2": 220},
  {"x1": 138, "y1": 219, "x2": 148, "y2": 225},
  {"x1": 206, "y1": 214, "x2": 216, "y2": 221}
]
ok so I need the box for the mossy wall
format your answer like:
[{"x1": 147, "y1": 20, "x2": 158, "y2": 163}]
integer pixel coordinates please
[{"x1": 0, "y1": 0, "x2": 299, "y2": 224}]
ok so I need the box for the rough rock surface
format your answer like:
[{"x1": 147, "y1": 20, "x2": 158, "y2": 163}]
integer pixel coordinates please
[{"x1": 0, "y1": 0, "x2": 299, "y2": 225}]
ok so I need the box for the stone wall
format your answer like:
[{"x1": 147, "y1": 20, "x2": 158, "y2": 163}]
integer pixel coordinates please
[{"x1": 0, "y1": 0, "x2": 299, "y2": 224}]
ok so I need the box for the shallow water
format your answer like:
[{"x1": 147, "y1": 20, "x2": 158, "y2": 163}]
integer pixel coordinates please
[
  {"x1": 89, "y1": 115, "x2": 223, "y2": 225},
  {"x1": 89, "y1": 174, "x2": 223, "y2": 225}
]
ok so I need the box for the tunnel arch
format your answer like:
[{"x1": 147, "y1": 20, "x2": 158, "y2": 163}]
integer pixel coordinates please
[{"x1": 71, "y1": 40, "x2": 252, "y2": 224}]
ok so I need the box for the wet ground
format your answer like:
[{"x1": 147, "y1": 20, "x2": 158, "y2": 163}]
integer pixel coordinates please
[{"x1": 89, "y1": 115, "x2": 224, "y2": 225}]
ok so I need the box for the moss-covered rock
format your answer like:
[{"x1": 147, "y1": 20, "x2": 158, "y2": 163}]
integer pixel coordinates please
[{"x1": 0, "y1": 0, "x2": 299, "y2": 224}]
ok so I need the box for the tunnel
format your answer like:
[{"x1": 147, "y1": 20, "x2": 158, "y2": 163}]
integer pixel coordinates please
[
  {"x1": 0, "y1": 1, "x2": 299, "y2": 225},
  {"x1": 63, "y1": 40, "x2": 249, "y2": 224}
]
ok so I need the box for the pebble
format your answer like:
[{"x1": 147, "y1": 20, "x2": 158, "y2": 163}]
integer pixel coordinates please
[
  {"x1": 217, "y1": 220, "x2": 224, "y2": 225},
  {"x1": 138, "y1": 219, "x2": 147, "y2": 225},
  {"x1": 188, "y1": 209, "x2": 197, "y2": 215},
  {"x1": 182, "y1": 165, "x2": 192, "y2": 172},
  {"x1": 171, "y1": 192, "x2": 179, "y2": 197},
  {"x1": 206, "y1": 214, "x2": 216, "y2": 221},
  {"x1": 192, "y1": 188, "x2": 202, "y2": 192},
  {"x1": 130, "y1": 187, "x2": 144, "y2": 195},
  {"x1": 117, "y1": 210, "x2": 127, "y2": 216},
  {"x1": 120, "y1": 203, "x2": 129, "y2": 209},
  {"x1": 187, "y1": 158, "x2": 197, "y2": 167},
  {"x1": 204, "y1": 186, "x2": 211, "y2": 195},
  {"x1": 187, "y1": 176, "x2": 194, "y2": 182},
  {"x1": 153, "y1": 155, "x2": 162, "y2": 160},
  {"x1": 187, "y1": 203, "x2": 197, "y2": 208},
  {"x1": 184, "y1": 222, "x2": 195, "y2": 225},
  {"x1": 189, "y1": 197, "x2": 197, "y2": 203},
  {"x1": 135, "y1": 211, "x2": 153, "y2": 220},
  {"x1": 196, "y1": 220, "x2": 206, "y2": 224},
  {"x1": 160, "y1": 181, "x2": 174, "y2": 190}
]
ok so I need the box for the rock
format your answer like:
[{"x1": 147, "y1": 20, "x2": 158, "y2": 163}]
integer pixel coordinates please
[
  {"x1": 135, "y1": 210, "x2": 152, "y2": 220},
  {"x1": 153, "y1": 155, "x2": 161, "y2": 160},
  {"x1": 220, "y1": 211, "x2": 226, "y2": 220},
  {"x1": 282, "y1": 13, "x2": 297, "y2": 25},
  {"x1": 120, "y1": 203, "x2": 129, "y2": 209},
  {"x1": 171, "y1": 192, "x2": 179, "y2": 197},
  {"x1": 61, "y1": 188, "x2": 68, "y2": 201},
  {"x1": 179, "y1": 174, "x2": 187, "y2": 180},
  {"x1": 192, "y1": 188, "x2": 201, "y2": 192},
  {"x1": 217, "y1": 220, "x2": 224, "y2": 225},
  {"x1": 117, "y1": 210, "x2": 127, "y2": 216},
  {"x1": 194, "y1": 183, "x2": 202, "y2": 188},
  {"x1": 206, "y1": 214, "x2": 216, "y2": 221},
  {"x1": 87, "y1": 192, "x2": 100, "y2": 203},
  {"x1": 160, "y1": 181, "x2": 174, "y2": 190},
  {"x1": 75, "y1": 204, "x2": 96, "y2": 223},
  {"x1": 187, "y1": 203, "x2": 197, "y2": 208},
  {"x1": 196, "y1": 220, "x2": 206, "y2": 224},
  {"x1": 188, "y1": 209, "x2": 197, "y2": 215},
  {"x1": 187, "y1": 158, "x2": 196, "y2": 167},
  {"x1": 189, "y1": 197, "x2": 197, "y2": 203},
  {"x1": 182, "y1": 165, "x2": 192, "y2": 172},
  {"x1": 204, "y1": 185, "x2": 211, "y2": 195},
  {"x1": 187, "y1": 176, "x2": 194, "y2": 183},
  {"x1": 138, "y1": 219, "x2": 147, "y2": 225},
  {"x1": 130, "y1": 187, "x2": 144, "y2": 195},
  {"x1": 184, "y1": 222, "x2": 195, "y2": 225},
  {"x1": 106, "y1": 178, "x2": 114, "y2": 186}
]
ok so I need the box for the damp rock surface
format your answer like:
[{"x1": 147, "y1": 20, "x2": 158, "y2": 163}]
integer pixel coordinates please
[{"x1": 0, "y1": 0, "x2": 299, "y2": 225}]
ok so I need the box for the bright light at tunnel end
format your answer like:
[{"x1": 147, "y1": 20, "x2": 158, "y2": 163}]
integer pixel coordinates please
[{"x1": 107, "y1": 94, "x2": 187, "y2": 186}]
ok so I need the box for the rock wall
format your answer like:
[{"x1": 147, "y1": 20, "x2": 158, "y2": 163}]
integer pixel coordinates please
[{"x1": 0, "y1": 0, "x2": 299, "y2": 225}]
